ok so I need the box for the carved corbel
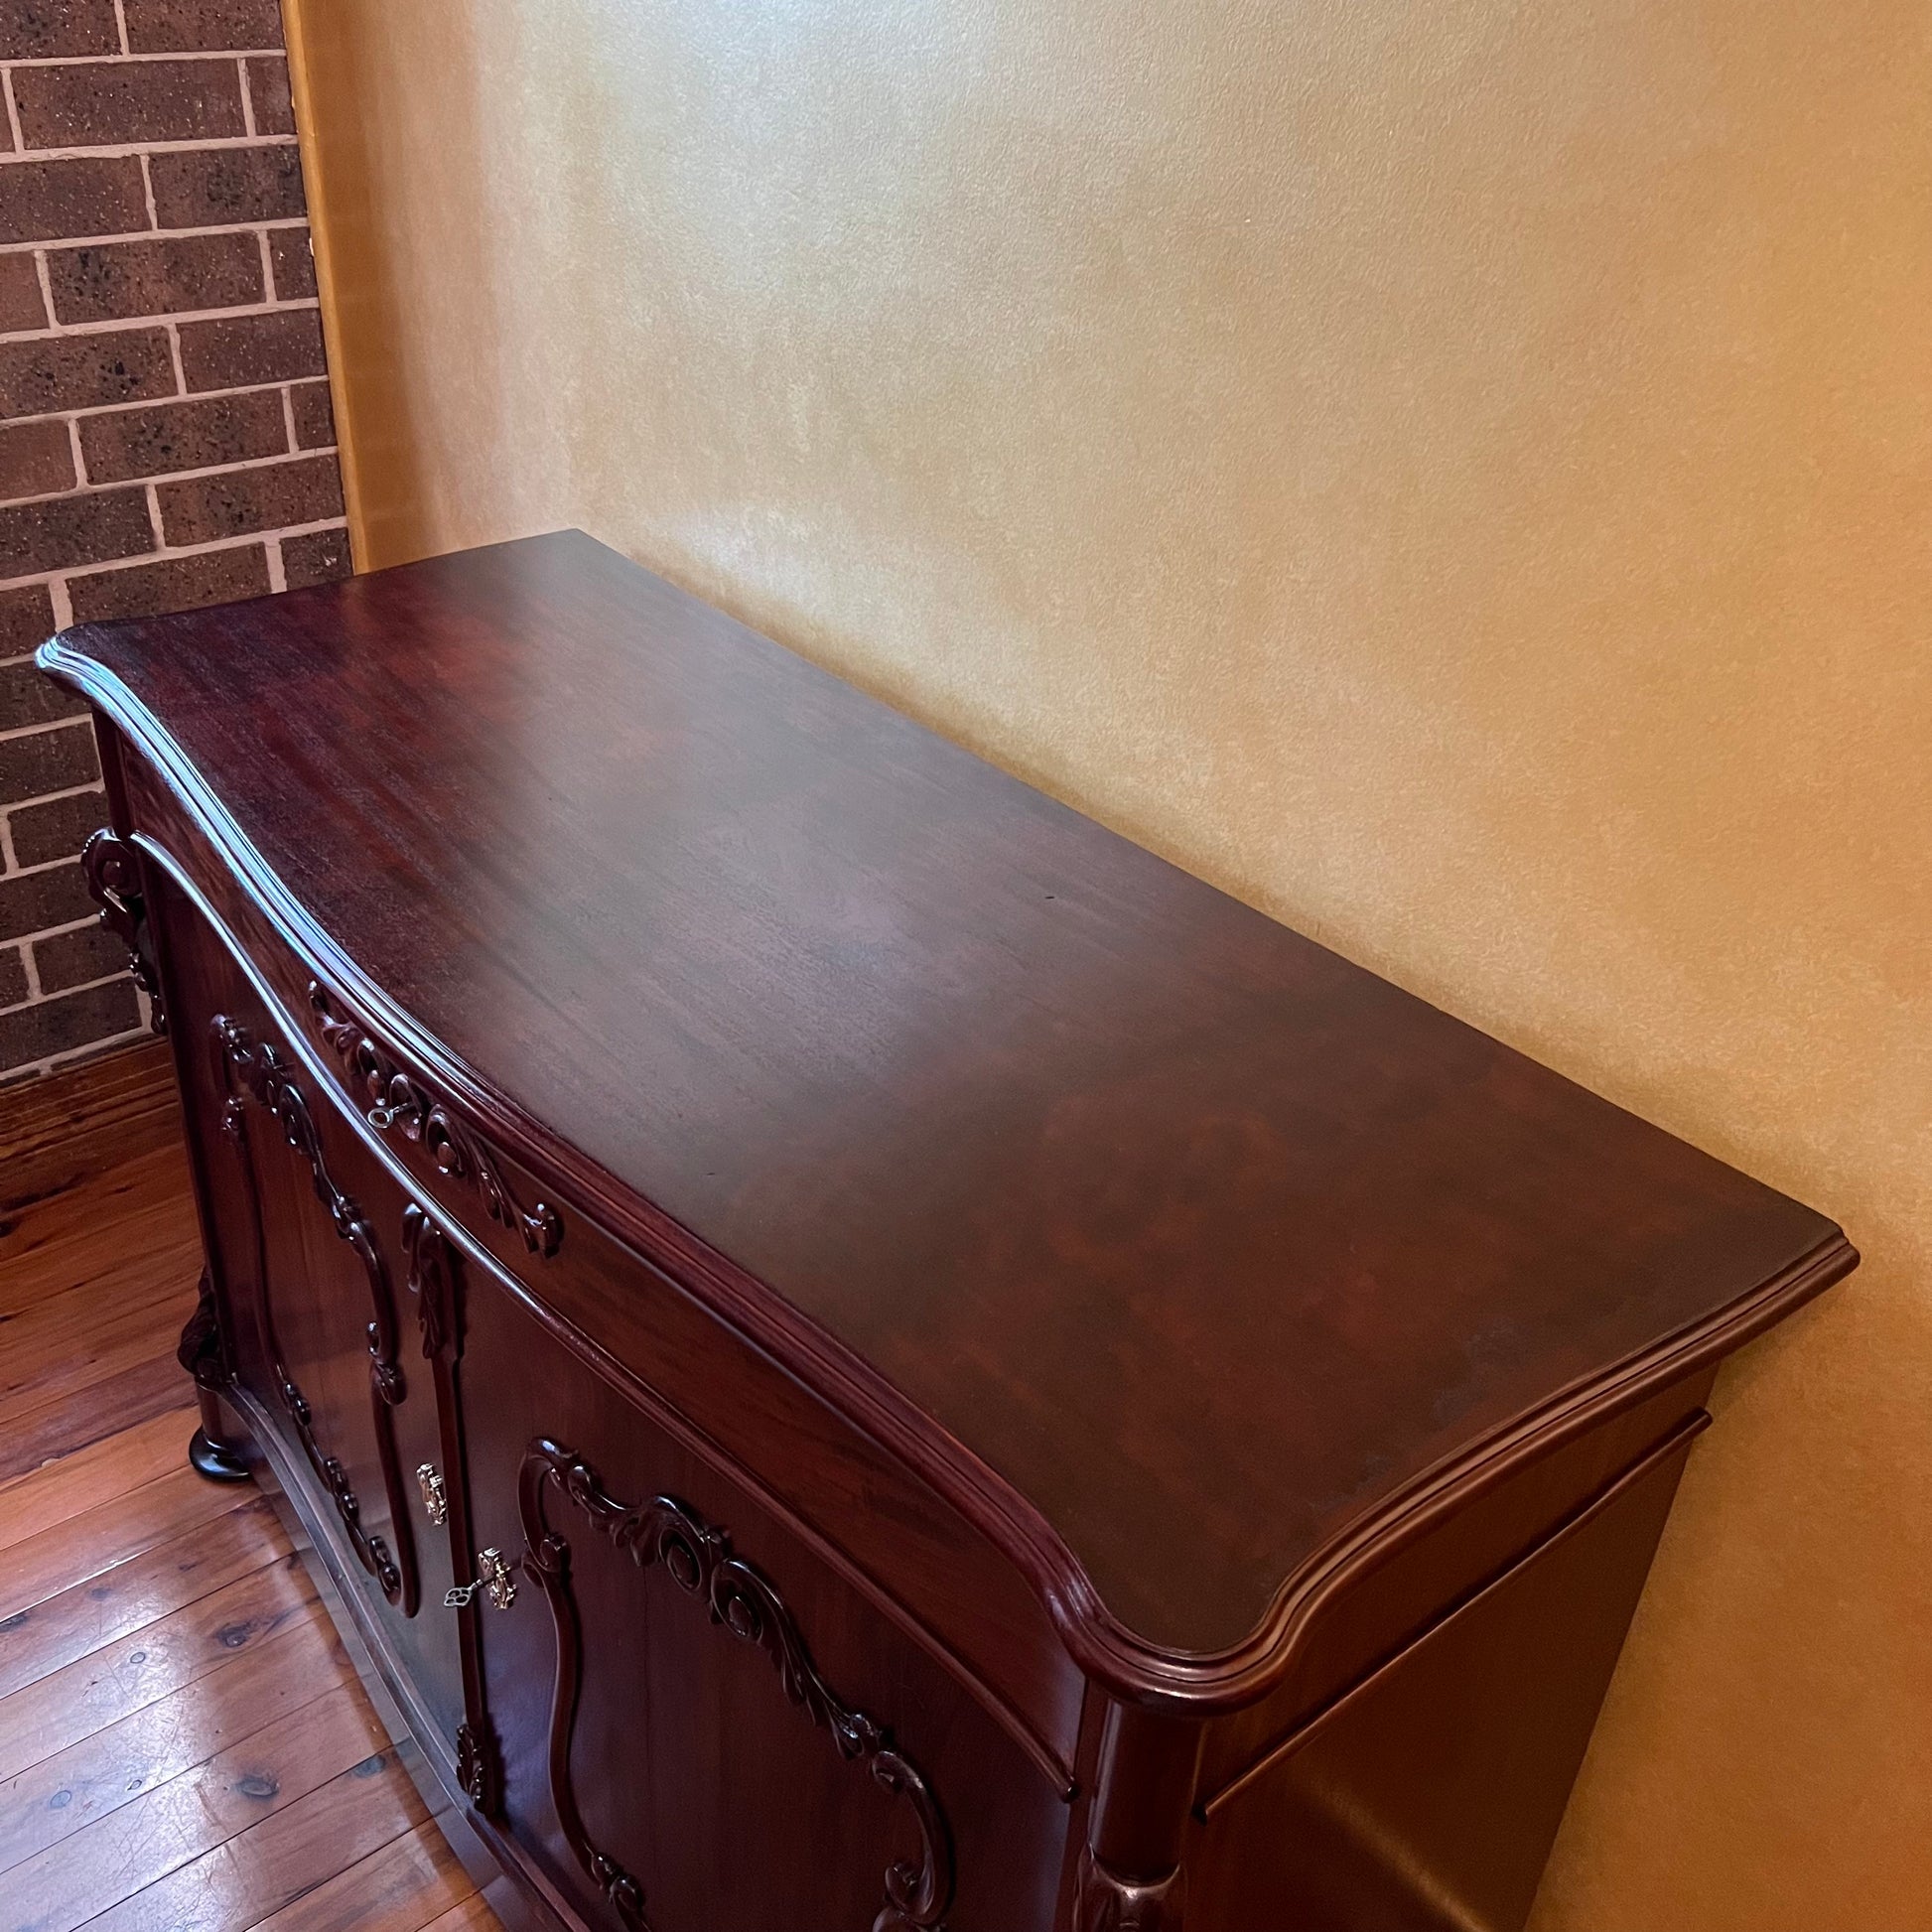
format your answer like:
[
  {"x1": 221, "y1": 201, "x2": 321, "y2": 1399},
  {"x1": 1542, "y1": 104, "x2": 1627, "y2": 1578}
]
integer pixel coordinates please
[
  {"x1": 79, "y1": 827, "x2": 166, "y2": 1035},
  {"x1": 178, "y1": 1269, "x2": 249, "y2": 1482}
]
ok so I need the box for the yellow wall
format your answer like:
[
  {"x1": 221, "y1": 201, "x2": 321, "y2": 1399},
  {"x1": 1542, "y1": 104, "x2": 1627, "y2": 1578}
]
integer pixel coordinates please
[{"x1": 283, "y1": 2, "x2": 1931, "y2": 1923}]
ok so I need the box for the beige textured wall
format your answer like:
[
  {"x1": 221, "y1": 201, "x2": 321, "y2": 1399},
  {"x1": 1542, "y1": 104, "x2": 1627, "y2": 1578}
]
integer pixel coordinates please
[{"x1": 283, "y1": 2, "x2": 1931, "y2": 1924}]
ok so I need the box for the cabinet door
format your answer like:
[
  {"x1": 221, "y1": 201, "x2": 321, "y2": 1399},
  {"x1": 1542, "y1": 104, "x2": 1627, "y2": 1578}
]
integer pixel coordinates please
[
  {"x1": 157, "y1": 874, "x2": 470, "y2": 1752},
  {"x1": 458, "y1": 1261, "x2": 1067, "y2": 1932}
]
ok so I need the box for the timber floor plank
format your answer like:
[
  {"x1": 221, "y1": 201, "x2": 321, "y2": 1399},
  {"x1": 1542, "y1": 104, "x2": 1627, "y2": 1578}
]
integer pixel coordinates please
[
  {"x1": 0, "y1": 1366, "x2": 190, "y2": 1490},
  {"x1": 0, "y1": 1619, "x2": 353, "y2": 1874},
  {"x1": 76, "y1": 1751, "x2": 431, "y2": 1932},
  {"x1": 0, "y1": 1076, "x2": 499, "y2": 1932},
  {"x1": 1, "y1": 1684, "x2": 385, "y2": 1932},
  {"x1": 0, "y1": 1492, "x2": 288, "y2": 1700},
  {"x1": 1, "y1": 1464, "x2": 257, "y2": 1625},
  {"x1": 0, "y1": 1408, "x2": 196, "y2": 1537},
  {"x1": 0, "y1": 1145, "x2": 200, "y2": 1317},
  {"x1": 0, "y1": 1555, "x2": 320, "y2": 1783},
  {"x1": 240, "y1": 1822, "x2": 479, "y2": 1932},
  {"x1": 0, "y1": 1278, "x2": 197, "y2": 1434},
  {"x1": 416, "y1": 1901, "x2": 497, "y2": 1932}
]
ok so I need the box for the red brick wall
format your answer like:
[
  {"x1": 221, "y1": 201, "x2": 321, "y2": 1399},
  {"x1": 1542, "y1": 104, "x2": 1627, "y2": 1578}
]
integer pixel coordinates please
[{"x1": 0, "y1": 0, "x2": 347, "y2": 1082}]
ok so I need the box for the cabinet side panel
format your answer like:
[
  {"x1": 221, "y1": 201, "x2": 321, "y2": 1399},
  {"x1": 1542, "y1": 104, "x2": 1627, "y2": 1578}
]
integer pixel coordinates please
[{"x1": 1191, "y1": 1427, "x2": 1700, "y2": 1932}]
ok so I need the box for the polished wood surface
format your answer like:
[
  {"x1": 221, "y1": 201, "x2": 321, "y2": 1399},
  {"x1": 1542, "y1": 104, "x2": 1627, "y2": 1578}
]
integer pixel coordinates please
[
  {"x1": 0, "y1": 1110, "x2": 496, "y2": 1932},
  {"x1": 37, "y1": 533, "x2": 1857, "y2": 1930},
  {"x1": 41, "y1": 530, "x2": 1852, "y2": 1667}
]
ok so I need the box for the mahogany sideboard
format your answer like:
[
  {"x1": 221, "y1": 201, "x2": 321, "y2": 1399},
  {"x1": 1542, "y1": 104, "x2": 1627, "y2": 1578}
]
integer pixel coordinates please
[{"x1": 40, "y1": 530, "x2": 1855, "y2": 1932}]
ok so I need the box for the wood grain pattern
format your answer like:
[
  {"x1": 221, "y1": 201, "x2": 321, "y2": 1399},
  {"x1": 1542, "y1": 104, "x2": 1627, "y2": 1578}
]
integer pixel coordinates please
[
  {"x1": 74, "y1": 1751, "x2": 431, "y2": 1932},
  {"x1": 0, "y1": 1557, "x2": 320, "y2": 1783},
  {"x1": 243, "y1": 1824, "x2": 480, "y2": 1932},
  {"x1": 0, "y1": 1495, "x2": 287, "y2": 1700},
  {"x1": 0, "y1": 1041, "x2": 180, "y2": 1215},
  {"x1": 0, "y1": 1685, "x2": 384, "y2": 1932},
  {"x1": 0, "y1": 1368, "x2": 191, "y2": 1492},
  {"x1": 0, "y1": 1621, "x2": 349, "y2": 1873},
  {"x1": 0, "y1": 1409, "x2": 195, "y2": 1549},
  {"x1": 0, "y1": 1465, "x2": 251, "y2": 1627},
  {"x1": 0, "y1": 1117, "x2": 492, "y2": 1932}
]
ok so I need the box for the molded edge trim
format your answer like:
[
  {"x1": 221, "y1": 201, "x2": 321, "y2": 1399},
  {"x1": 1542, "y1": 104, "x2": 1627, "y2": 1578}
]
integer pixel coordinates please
[{"x1": 41, "y1": 634, "x2": 1861, "y2": 1714}]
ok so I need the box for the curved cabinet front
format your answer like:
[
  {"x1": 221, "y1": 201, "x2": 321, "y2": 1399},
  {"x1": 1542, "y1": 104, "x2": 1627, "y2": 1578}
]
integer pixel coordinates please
[
  {"x1": 156, "y1": 868, "x2": 472, "y2": 1755},
  {"x1": 144, "y1": 850, "x2": 1071, "y2": 1932},
  {"x1": 458, "y1": 1259, "x2": 1067, "y2": 1932}
]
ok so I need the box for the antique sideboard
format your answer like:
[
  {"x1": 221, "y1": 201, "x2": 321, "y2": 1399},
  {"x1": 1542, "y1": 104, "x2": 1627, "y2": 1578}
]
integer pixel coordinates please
[{"x1": 40, "y1": 530, "x2": 1855, "y2": 1932}]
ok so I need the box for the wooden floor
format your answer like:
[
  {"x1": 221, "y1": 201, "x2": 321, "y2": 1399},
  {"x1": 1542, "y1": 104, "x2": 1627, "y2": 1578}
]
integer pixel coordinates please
[{"x1": 0, "y1": 1043, "x2": 497, "y2": 1932}]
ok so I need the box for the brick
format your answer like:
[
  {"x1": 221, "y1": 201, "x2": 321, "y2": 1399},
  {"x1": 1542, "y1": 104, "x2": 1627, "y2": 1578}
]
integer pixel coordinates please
[
  {"x1": 0, "y1": 976, "x2": 140, "y2": 1069},
  {"x1": 0, "y1": 943, "x2": 25, "y2": 1009},
  {"x1": 281, "y1": 523, "x2": 348, "y2": 589},
  {"x1": 69, "y1": 540, "x2": 267, "y2": 621},
  {"x1": 0, "y1": 253, "x2": 48, "y2": 334},
  {"x1": 8, "y1": 784, "x2": 107, "y2": 865},
  {"x1": 0, "y1": 718, "x2": 99, "y2": 805},
  {"x1": 289, "y1": 377, "x2": 333, "y2": 449},
  {"x1": 179, "y1": 307, "x2": 322, "y2": 390},
  {"x1": 0, "y1": 581, "x2": 53, "y2": 655},
  {"x1": 81, "y1": 388, "x2": 288, "y2": 483},
  {"x1": 0, "y1": 657, "x2": 82, "y2": 731},
  {"x1": 0, "y1": 0, "x2": 119, "y2": 59},
  {"x1": 14, "y1": 59, "x2": 247, "y2": 150},
  {"x1": 0, "y1": 158, "x2": 150, "y2": 247},
  {"x1": 48, "y1": 231, "x2": 264, "y2": 326},
  {"x1": 0, "y1": 485, "x2": 153, "y2": 578},
  {"x1": 0, "y1": 327, "x2": 177, "y2": 418},
  {"x1": 0, "y1": 860, "x2": 94, "y2": 940},
  {"x1": 247, "y1": 56, "x2": 295, "y2": 136},
  {"x1": 0, "y1": 416, "x2": 73, "y2": 500},
  {"x1": 267, "y1": 224, "x2": 315, "y2": 300},
  {"x1": 124, "y1": 0, "x2": 286, "y2": 53},
  {"x1": 149, "y1": 144, "x2": 305, "y2": 228},
  {"x1": 34, "y1": 916, "x2": 123, "y2": 992},
  {"x1": 157, "y1": 452, "x2": 339, "y2": 544}
]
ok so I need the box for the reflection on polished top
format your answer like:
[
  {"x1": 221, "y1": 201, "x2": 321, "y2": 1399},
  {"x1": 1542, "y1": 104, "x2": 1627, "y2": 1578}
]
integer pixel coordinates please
[{"x1": 49, "y1": 529, "x2": 1851, "y2": 1656}]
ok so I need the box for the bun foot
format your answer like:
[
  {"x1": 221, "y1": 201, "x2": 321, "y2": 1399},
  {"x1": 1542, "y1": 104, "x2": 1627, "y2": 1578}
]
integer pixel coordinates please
[{"x1": 188, "y1": 1426, "x2": 250, "y2": 1483}]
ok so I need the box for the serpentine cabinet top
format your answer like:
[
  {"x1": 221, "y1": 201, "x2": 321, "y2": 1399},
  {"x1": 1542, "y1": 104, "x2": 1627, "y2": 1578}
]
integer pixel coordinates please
[{"x1": 42, "y1": 529, "x2": 1855, "y2": 1676}]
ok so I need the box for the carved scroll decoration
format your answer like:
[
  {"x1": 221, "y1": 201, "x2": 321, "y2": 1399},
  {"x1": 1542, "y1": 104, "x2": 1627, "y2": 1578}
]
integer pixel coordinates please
[
  {"x1": 402, "y1": 1202, "x2": 461, "y2": 1362},
  {"x1": 211, "y1": 1014, "x2": 420, "y2": 1615},
  {"x1": 176, "y1": 1267, "x2": 227, "y2": 1394},
  {"x1": 518, "y1": 1439, "x2": 955, "y2": 1932},
  {"x1": 79, "y1": 827, "x2": 166, "y2": 1034},
  {"x1": 401, "y1": 1202, "x2": 502, "y2": 1818},
  {"x1": 310, "y1": 982, "x2": 563, "y2": 1260}
]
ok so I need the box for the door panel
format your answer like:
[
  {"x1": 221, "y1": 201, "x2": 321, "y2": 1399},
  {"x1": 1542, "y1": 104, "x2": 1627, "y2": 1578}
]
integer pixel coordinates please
[
  {"x1": 460, "y1": 1264, "x2": 1067, "y2": 1932},
  {"x1": 152, "y1": 871, "x2": 469, "y2": 1749}
]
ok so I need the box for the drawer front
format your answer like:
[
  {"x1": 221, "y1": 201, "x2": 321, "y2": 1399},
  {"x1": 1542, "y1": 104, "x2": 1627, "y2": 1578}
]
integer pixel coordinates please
[
  {"x1": 154, "y1": 867, "x2": 471, "y2": 1752},
  {"x1": 459, "y1": 1258, "x2": 1069, "y2": 1932}
]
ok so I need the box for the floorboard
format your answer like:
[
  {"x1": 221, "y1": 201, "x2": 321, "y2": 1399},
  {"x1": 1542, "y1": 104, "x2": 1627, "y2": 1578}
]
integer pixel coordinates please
[{"x1": 0, "y1": 1070, "x2": 494, "y2": 1932}]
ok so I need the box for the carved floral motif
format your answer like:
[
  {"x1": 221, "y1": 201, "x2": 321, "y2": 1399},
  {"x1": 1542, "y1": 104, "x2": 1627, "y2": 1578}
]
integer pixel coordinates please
[{"x1": 310, "y1": 982, "x2": 563, "y2": 1259}]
